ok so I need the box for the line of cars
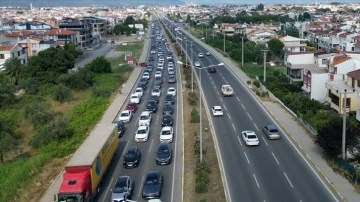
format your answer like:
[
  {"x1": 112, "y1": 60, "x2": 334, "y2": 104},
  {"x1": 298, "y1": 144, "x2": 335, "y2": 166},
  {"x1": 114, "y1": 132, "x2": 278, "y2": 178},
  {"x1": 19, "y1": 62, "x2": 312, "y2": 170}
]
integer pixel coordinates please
[{"x1": 111, "y1": 21, "x2": 177, "y2": 202}]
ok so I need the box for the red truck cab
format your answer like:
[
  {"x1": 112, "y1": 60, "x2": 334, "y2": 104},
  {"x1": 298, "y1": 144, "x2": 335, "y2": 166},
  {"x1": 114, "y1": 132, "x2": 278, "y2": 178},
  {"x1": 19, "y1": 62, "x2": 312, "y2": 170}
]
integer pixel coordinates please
[{"x1": 58, "y1": 169, "x2": 92, "y2": 202}]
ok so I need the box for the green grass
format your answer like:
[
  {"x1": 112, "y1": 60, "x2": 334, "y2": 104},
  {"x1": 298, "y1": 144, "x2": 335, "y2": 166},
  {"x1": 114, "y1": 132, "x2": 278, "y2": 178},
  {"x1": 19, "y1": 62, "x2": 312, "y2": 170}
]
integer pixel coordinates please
[
  {"x1": 0, "y1": 153, "x2": 51, "y2": 202},
  {"x1": 239, "y1": 63, "x2": 285, "y2": 79}
]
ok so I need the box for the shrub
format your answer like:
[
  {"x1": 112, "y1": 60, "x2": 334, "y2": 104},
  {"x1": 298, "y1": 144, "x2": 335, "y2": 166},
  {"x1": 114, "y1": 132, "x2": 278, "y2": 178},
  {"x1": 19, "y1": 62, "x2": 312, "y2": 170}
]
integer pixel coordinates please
[
  {"x1": 24, "y1": 100, "x2": 54, "y2": 127},
  {"x1": 195, "y1": 161, "x2": 210, "y2": 193},
  {"x1": 191, "y1": 108, "x2": 200, "y2": 123},
  {"x1": 53, "y1": 84, "x2": 73, "y2": 102},
  {"x1": 91, "y1": 87, "x2": 112, "y2": 98},
  {"x1": 247, "y1": 80, "x2": 252, "y2": 85},
  {"x1": 188, "y1": 92, "x2": 198, "y2": 105},
  {"x1": 252, "y1": 80, "x2": 260, "y2": 88},
  {"x1": 58, "y1": 68, "x2": 94, "y2": 90},
  {"x1": 29, "y1": 115, "x2": 72, "y2": 148},
  {"x1": 85, "y1": 56, "x2": 112, "y2": 73}
]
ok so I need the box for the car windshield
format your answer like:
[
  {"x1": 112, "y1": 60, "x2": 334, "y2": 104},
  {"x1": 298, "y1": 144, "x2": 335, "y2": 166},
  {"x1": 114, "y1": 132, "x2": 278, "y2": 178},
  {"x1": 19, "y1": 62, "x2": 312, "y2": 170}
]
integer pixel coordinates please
[
  {"x1": 248, "y1": 135, "x2": 257, "y2": 139},
  {"x1": 140, "y1": 116, "x2": 148, "y2": 120},
  {"x1": 162, "y1": 130, "x2": 171, "y2": 135},
  {"x1": 145, "y1": 176, "x2": 159, "y2": 185},
  {"x1": 215, "y1": 109, "x2": 222, "y2": 112},
  {"x1": 158, "y1": 145, "x2": 170, "y2": 153},
  {"x1": 163, "y1": 116, "x2": 171, "y2": 121},
  {"x1": 113, "y1": 185, "x2": 126, "y2": 193},
  {"x1": 269, "y1": 129, "x2": 279, "y2": 133},
  {"x1": 164, "y1": 105, "x2": 172, "y2": 109},
  {"x1": 147, "y1": 102, "x2": 154, "y2": 107},
  {"x1": 138, "y1": 129, "x2": 147, "y2": 134},
  {"x1": 121, "y1": 113, "x2": 129, "y2": 117},
  {"x1": 125, "y1": 152, "x2": 136, "y2": 158}
]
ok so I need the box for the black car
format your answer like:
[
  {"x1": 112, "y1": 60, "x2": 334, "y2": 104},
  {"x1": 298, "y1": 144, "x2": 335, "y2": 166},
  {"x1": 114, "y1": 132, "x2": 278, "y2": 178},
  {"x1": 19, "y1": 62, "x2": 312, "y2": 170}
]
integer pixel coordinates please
[
  {"x1": 168, "y1": 75, "x2": 176, "y2": 84},
  {"x1": 156, "y1": 142, "x2": 172, "y2": 165},
  {"x1": 140, "y1": 78, "x2": 148, "y2": 85},
  {"x1": 146, "y1": 65, "x2": 153, "y2": 72},
  {"x1": 146, "y1": 100, "x2": 158, "y2": 113},
  {"x1": 138, "y1": 83, "x2": 147, "y2": 91},
  {"x1": 123, "y1": 146, "x2": 141, "y2": 168},
  {"x1": 164, "y1": 94, "x2": 175, "y2": 105},
  {"x1": 114, "y1": 120, "x2": 126, "y2": 138},
  {"x1": 208, "y1": 67, "x2": 216, "y2": 73},
  {"x1": 149, "y1": 95, "x2": 159, "y2": 104},
  {"x1": 163, "y1": 103, "x2": 174, "y2": 115},
  {"x1": 142, "y1": 171, "x2": 163, "y2": 199},
  {"x1": 149, "y1": 56, "x2": 154, "y2": 61},
  {"x1": 161, "y1": 114, "x2": 173, "y2": 126}
]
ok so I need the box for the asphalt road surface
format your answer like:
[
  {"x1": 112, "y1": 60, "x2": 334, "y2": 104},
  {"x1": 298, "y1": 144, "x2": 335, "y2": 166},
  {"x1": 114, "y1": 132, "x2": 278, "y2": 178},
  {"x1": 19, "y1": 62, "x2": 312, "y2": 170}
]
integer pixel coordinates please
[
  {"x1": 96, "y1": 21, "x2": 183, "y2": 202},
  {"x1": 162, "y1": 17, "x2": 339, "y2": 202}
]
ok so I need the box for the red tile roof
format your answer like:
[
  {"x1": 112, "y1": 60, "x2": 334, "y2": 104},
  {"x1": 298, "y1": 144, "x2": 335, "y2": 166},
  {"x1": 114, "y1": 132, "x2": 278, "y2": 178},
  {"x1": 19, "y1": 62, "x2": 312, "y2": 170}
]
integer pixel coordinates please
[
  {"x1": 0, "y1": 45, "x2": 16, "y2": 51},
  {"x1": 4, "y1": 30, "x2": 35, "y2": 37},
  {"x1": 44, "y1": 28, "x2": 76, "y2": 36},
  {"x1": 332, "y1": 55, "x2": 350, "y2": 66},
  {"x1": 347, "y1": 69, "x2": 360, "y2": 80}
]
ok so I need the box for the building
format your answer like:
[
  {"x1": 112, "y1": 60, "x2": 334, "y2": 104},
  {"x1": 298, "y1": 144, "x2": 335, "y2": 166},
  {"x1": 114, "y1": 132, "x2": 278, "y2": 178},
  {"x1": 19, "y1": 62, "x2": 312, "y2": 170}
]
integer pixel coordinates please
[
  {"x1": 0, "y1": 44, "x2": 27, "y2": 70},
  {"x1": 17, "y1": 38, "x2": 55, "y2": 58},
  {"x1": 280, "y1": 35, "x2": 307, "y2": 52},
  {"x1": 59, "y1": 18, "x2": 91, "y2": 47},
  {"x1": 43, "y1": 28, "x2": 78, "y2": 45}
]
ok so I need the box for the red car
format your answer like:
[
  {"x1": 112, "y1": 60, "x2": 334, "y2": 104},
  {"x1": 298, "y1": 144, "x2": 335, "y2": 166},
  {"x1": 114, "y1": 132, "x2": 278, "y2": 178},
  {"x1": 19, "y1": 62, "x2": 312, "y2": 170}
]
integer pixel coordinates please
[{"x1": 126, "y1": 102, "x2": 138, "y2": 113}]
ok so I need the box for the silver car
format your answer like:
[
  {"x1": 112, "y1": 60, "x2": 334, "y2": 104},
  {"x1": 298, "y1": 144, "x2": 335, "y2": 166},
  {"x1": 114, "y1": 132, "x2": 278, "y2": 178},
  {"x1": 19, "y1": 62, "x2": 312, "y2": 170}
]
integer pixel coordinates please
[
  {"x1": 111, "y1": 176, "x2": 133, "y2": 202},
  {"x1": 263, "y1": 125, "x2": 281, "y2": 140}
]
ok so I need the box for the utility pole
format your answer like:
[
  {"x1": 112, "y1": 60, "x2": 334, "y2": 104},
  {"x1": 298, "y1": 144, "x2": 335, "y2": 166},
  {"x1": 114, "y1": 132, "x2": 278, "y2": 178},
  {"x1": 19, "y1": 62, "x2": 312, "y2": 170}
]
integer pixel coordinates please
[
  {"x1": 191, "y1": 41, "x2": 194, "y2": 93},
  {"x1": 262, "y1": 45, "x2": 269, "y2": 83},
  {"x1": 241, "y1": 36, "x2": 244, "y2": 67},
  {"x1": 223, "y1": 33, "x2": 226, "y2": 53},
  {"x1": 199, "y1": 68, "x2": 203, "y2": 162},
  {"x1": 342, "y1": 89, "x2": 347, "y2": 160}
]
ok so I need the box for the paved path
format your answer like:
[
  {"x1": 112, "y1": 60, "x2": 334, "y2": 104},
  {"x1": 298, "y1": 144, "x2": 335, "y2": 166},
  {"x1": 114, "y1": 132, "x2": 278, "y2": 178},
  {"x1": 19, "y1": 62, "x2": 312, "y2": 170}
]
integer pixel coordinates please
[
  {"x1": 184, "y1": 29, "x2": 359, "y2": 202},
  {"x1": 39, "y1": 32, "x2": 150, "y2": 202}
]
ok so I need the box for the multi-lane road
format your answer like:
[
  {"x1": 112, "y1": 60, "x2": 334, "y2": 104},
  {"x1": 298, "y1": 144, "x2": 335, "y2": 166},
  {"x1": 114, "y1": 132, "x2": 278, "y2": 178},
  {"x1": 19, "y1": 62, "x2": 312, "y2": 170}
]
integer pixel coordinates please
[
  {"x1": 96, "y1": 21, "x2": 183, "y2": 202},
  {"x1": 162, "y1": 16, "x2": 340, "y2": 202}
]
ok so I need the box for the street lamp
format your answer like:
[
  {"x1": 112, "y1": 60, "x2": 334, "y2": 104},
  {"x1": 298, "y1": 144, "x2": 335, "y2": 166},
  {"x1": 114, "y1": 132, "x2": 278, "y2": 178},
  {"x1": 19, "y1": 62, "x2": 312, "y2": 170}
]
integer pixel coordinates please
[{"x1": 178, "y1": 61, "x2": 224, "y2": 162}]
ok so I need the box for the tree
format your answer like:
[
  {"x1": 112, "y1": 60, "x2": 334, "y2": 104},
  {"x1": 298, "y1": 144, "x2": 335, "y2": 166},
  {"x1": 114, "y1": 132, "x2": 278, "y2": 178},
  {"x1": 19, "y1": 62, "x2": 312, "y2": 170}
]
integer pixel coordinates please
[
  {"x1": 53, "y1": 84, "x2": 73, "y2": 102},
  {"x1": 4, "y1": 57, "x2": 23, "y2": 85},
  {"x1": 124, "y1": 16, "x2": 135, "y2": 25},
  {"x1": 85, "y1": 56, "x2": 112, "y2": 73},
  {"x1": 0, "y1": 118, "x2": 18, "y2": 163},
  {"x1": 267, "y1": 38, "x2": 285, "y2": 59},
  {"x1": 303, "y1": 12, "x2": 311, "y2": 20},
  {"x1": 286, "y1": 26, "x2": 300, "y2": 38},
  {"x1": 0, "y1": 84, "x2": 16, "y2": 107}
]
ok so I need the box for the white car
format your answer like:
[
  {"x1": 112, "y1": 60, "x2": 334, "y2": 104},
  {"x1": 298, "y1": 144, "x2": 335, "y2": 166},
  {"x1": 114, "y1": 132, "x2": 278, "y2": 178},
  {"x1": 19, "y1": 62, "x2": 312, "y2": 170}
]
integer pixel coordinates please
[
  {"x1": 134, "y1": 87, "x2": 144, "y2": 98},
  {"x1": 142, "y1": 72, "x2": 150, "y2": 80},
  {"x1": 135, "y1": 126, "x2": 150, "y2": 142},
  {"x1": 194, "y1": 61, "x2": 201, "y2": 67},
  {"x1": 118, "y1": 110, "x2": 132, "y2": 123},
  {"x1": 212, "y1": 106, "x2": 224, "y2": 116},
  {"x1": 241, "y1": 131, "x2": 260, "y2": 146},
  {"x1": 155, "y1": 71, "x2": 162, "y2": 79},
  {"x1": 152, "y1": 88, "x2": 161, "y2": 97},
  {"x1": 198, "y1": 53, "x2": 204, "y2": 58},
  {"x1": 130, "y1": 93, "x2": 141, "y2": 104},
  {"x1": 139, "y1": 111, "x2": 152, "y2": 126},
  {"x1": 167, "y1": 87, "x2": 176, "y2": 96},
  {"x1": 160, "y1": 126, "x2": 174, "y2": 143},
  {"x1": 151, "y1": 49, "x2": 156, "y2": 54},
  {"x1": 157, "y1": 63, "x2": 164, "y2": 70}
]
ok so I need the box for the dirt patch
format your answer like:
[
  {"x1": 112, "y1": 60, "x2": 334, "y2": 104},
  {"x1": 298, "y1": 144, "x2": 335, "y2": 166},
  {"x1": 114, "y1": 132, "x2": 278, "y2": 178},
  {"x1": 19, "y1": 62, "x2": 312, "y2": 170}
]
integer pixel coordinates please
[
  {"x1": 181, "y1": 68, "x2": 226, "y2": 201},
  {"x1": 14, "y1": 157, "x2": 69, "y2": 202}
]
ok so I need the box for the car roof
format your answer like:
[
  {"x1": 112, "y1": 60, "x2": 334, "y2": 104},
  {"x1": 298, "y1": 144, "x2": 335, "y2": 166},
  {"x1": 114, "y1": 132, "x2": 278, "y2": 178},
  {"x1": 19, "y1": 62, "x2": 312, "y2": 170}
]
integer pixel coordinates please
[
  {"x1": 138, "y1": 125, "x2": 148, "y2": 130},
  {"x1": 243, "y1": 130, "x2": 256, "y2": 135},
  {"x1": 162, "y1": 126, "x2": 172, "y2": 130},
  {"x1": 213, "y1": 106, "x2": 222, "y2": 109},
  {"x1": 140, "y1": 111, "x2": 151, "y2": 115},
  {"x1": 266, "y1": 125, "x2": 278, "y2": 129},
  {"x1": 127, "y1": 146, "x2": 138, "y2": 153},
  {"x1": 115, "y1": 176, "x2": 129, "y2": 186},
  {"x1": 122, "y1": 110, "x2": 131, "y2": 113}
]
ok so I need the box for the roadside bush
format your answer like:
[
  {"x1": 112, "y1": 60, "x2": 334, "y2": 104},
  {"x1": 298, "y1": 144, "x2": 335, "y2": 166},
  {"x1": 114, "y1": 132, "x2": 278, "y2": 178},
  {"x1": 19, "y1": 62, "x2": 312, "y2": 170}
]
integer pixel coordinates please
[
  {"x1": 85, "y1": 56, "x2": 112, "y2": 73},
  {"x1": 29, "y1": 115, "x2": 72, "y2": 148},
  {"x1": 195, "y1": 161, "x2": 210, "y2": 193},
  {"x1": 188, "y1": 92, "x2": 197, "y2": 105},
  {"x1": 252, "y1": 80, "x2": 260, "y2": 88},
  {"x1": 58, "y1": 68, "x2": 94, "y2": 90},
  {"x1": 19, "y1": 77, "x2": 39, "y2": 94},
  {"x1": 191, "y1": 108, "x2": 200, "y2": 123},
  {"x1": 0, "y1": 84, "x2": 16, "y2": 107},
  {"x1": 91, "y1": 87, "x2": 112, "y2": 98},
  {"x1": 24, "y1": 100, "x2": 54, "y2": 128},
  {"x1": 52, "y1": 84, "x2": 73, "y2": 102}
]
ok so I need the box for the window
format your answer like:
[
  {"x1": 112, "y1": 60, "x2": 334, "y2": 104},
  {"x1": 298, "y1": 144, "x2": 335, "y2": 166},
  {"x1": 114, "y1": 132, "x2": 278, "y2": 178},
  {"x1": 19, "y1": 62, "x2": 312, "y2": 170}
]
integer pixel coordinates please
[
  {"x1": 0, "y1": 54, "x2": 4, "y2": 59},
  {"x1": 322, "y1": 59, "x2": 327, "y2": 64},
  {"x1": 358, "y1": 80, "x2": 360, "y2": 88}
]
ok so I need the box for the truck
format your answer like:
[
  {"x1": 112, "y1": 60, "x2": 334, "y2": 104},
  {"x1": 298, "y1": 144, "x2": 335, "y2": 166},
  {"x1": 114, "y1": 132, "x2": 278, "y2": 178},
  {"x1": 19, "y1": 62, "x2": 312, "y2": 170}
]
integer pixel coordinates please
[
  {"x1": 221, "y1": 85, "x2": 234, "y2": 96},
  {"x1": 57, "y1": 123, "x2": 119, "y2": 202}
]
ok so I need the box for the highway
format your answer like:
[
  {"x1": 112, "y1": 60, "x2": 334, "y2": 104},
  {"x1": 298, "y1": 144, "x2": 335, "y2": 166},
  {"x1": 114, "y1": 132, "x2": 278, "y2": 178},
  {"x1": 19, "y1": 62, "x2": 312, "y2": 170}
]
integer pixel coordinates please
[
  {"x1": 162, "y1": 17, "x2": 339, "y2": 202},
  {"x1": 96, "y1": 20, "x2": 183, "y2": 202}
]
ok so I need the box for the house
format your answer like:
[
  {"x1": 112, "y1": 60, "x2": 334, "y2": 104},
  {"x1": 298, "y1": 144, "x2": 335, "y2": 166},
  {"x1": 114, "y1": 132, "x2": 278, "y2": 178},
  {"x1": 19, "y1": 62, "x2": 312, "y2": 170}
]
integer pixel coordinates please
[
  {"x1": 0, "y1": 44, "x2": 27, "y2": 71},
  {"x1": 17, "y1": 37, "x2": 55, "y2": 58},
  {"x1": 325, "y1": 69, "x2": 360, "y2": 115},
  {"x1": 43, "y1": 28, "x2": 78, "y2": 46},
  {"x1": 59, "y1": 18, "x2": 91, "y2": 47},
  {"x1": 279, "y1": 35, "x2": 307, "y2": 52},
  {"x1": 284, "y1": 50, "x2": 327, "y2": 83}
]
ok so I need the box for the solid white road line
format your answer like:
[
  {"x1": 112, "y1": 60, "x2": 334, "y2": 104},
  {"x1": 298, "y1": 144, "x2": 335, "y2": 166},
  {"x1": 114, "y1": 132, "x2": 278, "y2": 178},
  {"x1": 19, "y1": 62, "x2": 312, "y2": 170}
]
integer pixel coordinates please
[
  {"x1": 284, "y1": 172, "x2": 294, "y2": 188},
  {"x1": 247, "y1": 112, "x2": 252, "y2": 120},
  {"x1": 223, "y1": 105, "x2": 227, "y2": 111},
  {"x1": 272, "y1": 152, "x2": 280, "y2": 165},
  {"x1": 105, "y1": 177, "x2": 114, "y2": 199},
  {"x1": 237, "y1": 97, "x2": 240, "y2": 102},
  {"x1": 253, "y1": 123, "x2": 259, "y2": 131},
  {"x1": 253, "y1": 174, "x2": 260, "y2": 188},
  {"x1": 244, "y1": 152, "x2": 250, "y2": 164},
  {"x1": 227, "y1": 114, "x2": 231, "y2": 120},
  {"x1": 138, "y1": 175, "x2": 145, "y2": 197},
  {"x1": 241, "y1": 104, "x2": 245, "y2": 109},
  {"x1": 148, "y1": 139, "x2": 154, "y2": 153}
]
